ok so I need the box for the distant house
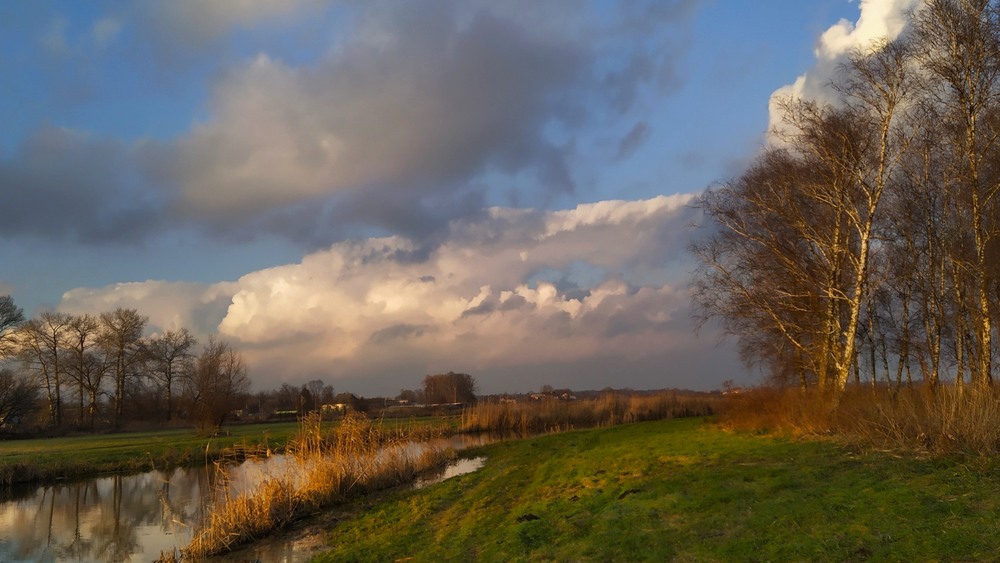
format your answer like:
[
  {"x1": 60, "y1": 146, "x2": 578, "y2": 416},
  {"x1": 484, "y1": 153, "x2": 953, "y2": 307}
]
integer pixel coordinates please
[{"x1": 321, "y1": 403, "x2": 347, "y2": 414}]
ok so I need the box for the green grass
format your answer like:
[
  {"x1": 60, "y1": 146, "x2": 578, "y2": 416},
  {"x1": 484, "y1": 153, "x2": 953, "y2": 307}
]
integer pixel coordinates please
[
  {"x1": 313, "y1": 417, "x2": 1000, "y2": 561},
  {"x1": 0, "y1": 422, "x2": 301, "y2": 485},
  {"x1": 0, "y1": 416, "x2": 450, "y2": 486}
]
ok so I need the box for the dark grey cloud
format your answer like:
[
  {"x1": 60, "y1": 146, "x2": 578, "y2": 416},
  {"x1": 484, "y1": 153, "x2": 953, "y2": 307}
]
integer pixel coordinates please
[
  {"x1": 161, "y1": 0, "x2": 697, "y2": 244},
  {"x1": 0, "y1": 1, "x2": 699, "y2": 252},
  {"x1": 369, "y1": 323, "x2": 435, "y2": 344},
  {"x1": 615, "y1": 121, "x2": 651, "y2": 160},
  {"x1": 0, "y1": 127, "x2": 163, "y2": 244}
]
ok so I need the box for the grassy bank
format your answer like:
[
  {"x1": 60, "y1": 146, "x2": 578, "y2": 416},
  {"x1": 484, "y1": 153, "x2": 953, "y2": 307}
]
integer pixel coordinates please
[
  {"x1": 0, "y1": 422, "x2": 300, "y2": 486},
  {"x1": 315, "y1": 417, "x2": 1000, "y2": 561},
  {"x1": 0, "y1": 416, "x2": 448, "y2": 486}
]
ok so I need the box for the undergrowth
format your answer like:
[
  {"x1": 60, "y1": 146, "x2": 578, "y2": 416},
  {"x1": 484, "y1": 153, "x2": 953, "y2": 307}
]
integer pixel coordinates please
[
  {"x1": 722, "y1": 384, "x2": 1000, "y2": 454},
  {"x1": 459, "y1": 391, "x2": 718, "y2": 434}
]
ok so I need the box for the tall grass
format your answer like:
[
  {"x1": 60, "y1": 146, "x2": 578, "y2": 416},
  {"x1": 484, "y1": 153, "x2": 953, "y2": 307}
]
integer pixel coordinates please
[
  {"x1": 182, "y1": 413, "x2": 453, "y2": 558},
  {"x1": 722, "y1": 385, "x2": 1000, "y2": 454},
  {"x1": 459, "y1": 391, "x2": 718, "y2": 434}
]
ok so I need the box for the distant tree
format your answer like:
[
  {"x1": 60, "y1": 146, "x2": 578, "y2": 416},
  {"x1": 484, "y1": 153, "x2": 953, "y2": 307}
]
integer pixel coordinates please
[
  {"x1": 305, "y1": 379, "x2": 326, "y2": 411},
  {"x1": 0, "y1": 295, "x2": 24, "y2": 360},
  {"x1": 189, "y1": 337, "x2": 250, "y2": 432},
  {"x1": 0, "y1": 369, "x2": 39, "y2": 432},
  {"x1": 98, "y1": 308, "x2": 147, "y2": 424},
  {"x1": 65, "y1": 314, "x2": 104, "y2": 426},
  {"x1": 299, "y1": 387, "x2": 313, "y2": 413},
  {"x1": 540, "y1": 384, "x2": 554, "y2": 394},
  {"x1": 397, "y1": 388, "x2": 418, "y2": 402},
  {"x1": 146, "y1": 328, "x2": 196, "y2": 421},
  {"x1": 423, "y1": 372, "x2": 477, "y2": 404},
  {"x1": 17, "y1": 312, "x2": 73, "y2": 427},
  {"x1": 276, "y1": 383, "x2": 298, "y2": 411},
  {"x1": 320, "y1": 384, "x2": 335, "y2": 405}
]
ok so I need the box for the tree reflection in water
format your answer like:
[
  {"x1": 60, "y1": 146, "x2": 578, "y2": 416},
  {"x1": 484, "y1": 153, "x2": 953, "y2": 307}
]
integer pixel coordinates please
[{"x1": 0, "y1": 466, "x2": 216, "y2": 562}]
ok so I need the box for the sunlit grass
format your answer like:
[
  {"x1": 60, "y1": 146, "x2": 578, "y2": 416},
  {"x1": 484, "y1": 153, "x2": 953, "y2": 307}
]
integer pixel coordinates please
[{"x1": 314, "y1": 417, "x2": 1000, "y2": 561}]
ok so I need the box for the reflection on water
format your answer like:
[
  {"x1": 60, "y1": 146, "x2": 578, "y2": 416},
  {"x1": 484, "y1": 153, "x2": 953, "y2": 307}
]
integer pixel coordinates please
[
  {"x1": 414, "y1": 457, "x2": 486, "y2": 489},
  {"x1": 0, "y1": 433, "x2": 496, "y2": 563},
  {"x1": 0, "y1": 467, "x2": 213, "y2": 563}
]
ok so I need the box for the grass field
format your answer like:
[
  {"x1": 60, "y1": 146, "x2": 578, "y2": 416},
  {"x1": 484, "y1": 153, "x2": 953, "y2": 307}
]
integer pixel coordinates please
[
  {"x1": 0, "y1": 416, "x2": 451, "y2": 486},
  {"x1": 313, "y1": 417, "x2": 1000, "y2": 561}
]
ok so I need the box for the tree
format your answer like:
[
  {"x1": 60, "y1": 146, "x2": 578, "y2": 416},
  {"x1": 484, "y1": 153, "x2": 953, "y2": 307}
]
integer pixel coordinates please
[
  {"x1": 0, "y1": 295, "x2": 24, "y2": 360},
  {"x1": 17, "y1": 312, "x2": 73, "y2": 427},
  {"x1": 304, "y1": 379, "x2": 326, "y2": 412},
  {"x1": 65, "y1": 314, "x2": 104, "y2": 426},
  {"x1": 0, "y1": 369, "x2": 40, "y2": 432},
  {"x1": 693, "y1": 38, "x2": 911, "y2": 394},
  {"x1": 98, "y1": 308, "x2": 147, "y2": 424},
  {"x1": 189, "y1": 337, "x2": 250, "y2": 432},
  {"x1": 912, "y1": 0, "x2": 1000, "y2": 388},
  {"x1": 422, "y1": 372, "x2": 477, "y2": 404},
  {"x1": 146, "y1": 328, "x2": 196, "y2": 421}
]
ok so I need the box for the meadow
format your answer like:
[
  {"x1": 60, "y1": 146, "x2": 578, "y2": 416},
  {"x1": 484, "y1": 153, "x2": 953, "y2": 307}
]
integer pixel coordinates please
[
  {"x1": 313, "y1": 417, "x2": 1000, "y2": 561},
  {"x1": 0, "y1": 416, "x2": 446, "y2": 486}
]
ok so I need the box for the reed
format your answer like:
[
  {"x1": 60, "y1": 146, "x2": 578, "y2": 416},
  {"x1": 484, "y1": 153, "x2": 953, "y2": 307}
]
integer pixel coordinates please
[
  {"x1": 721, "y1": 384, "x2": 1000, "y2": 454},
  {"x1": 183, "y1": 413, "x2": 453, "y2": 558},
  {"x1": 459, "y1": 391, "x2": 718, "y2": 434}
]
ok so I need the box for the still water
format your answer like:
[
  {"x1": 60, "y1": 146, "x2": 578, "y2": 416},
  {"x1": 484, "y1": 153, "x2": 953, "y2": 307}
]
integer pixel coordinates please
[{"x1": 0, "y1": 434, "x2": 494, "y2": 563}]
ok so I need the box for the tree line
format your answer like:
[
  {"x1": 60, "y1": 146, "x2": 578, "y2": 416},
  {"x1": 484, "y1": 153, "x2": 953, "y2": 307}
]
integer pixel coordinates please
[
  {"x1": 0, "y1": 293, "x2": 482, "y2": 435},
  {"x1": 693, "y1": 0, "x2": 1000, "y2": 396},
  {"x1": 0, "y1": 295, "x2": 249, "y2": 432}
]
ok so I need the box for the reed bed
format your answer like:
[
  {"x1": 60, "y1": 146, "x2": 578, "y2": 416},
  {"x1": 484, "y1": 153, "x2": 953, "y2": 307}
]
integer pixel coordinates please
[
  {"x1": 182, "y1": 413, "x2": 454, "y2": 558},
  {"x1": 722, "y1": 384, "x2": 1000, "y2": 454},
  {"x1": 459, "y1": 391, "x2": 718, "y2": 434}
]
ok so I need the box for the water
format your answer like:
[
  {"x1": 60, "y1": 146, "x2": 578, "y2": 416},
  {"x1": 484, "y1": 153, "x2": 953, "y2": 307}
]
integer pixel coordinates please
[{"x1": 0, "y1": 434, "x2": 495, "y2": 563}]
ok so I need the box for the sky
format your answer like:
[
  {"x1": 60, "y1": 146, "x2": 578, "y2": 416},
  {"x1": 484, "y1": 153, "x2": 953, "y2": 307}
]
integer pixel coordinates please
[{"x1": 0, "y1": 0, "x2": 921, "y2": 395}]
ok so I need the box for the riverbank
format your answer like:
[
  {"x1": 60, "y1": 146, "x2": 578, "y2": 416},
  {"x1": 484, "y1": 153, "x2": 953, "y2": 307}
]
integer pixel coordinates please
[
  {"x1": 0, "y1": 417, "x2": 447, "y2": 487},
  {"x1": 313, "y1": 417, "x2": 1000, "y2": 561}
]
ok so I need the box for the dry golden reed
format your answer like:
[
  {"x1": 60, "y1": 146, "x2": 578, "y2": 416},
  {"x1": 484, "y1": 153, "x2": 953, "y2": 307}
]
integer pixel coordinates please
[
  {"x1": 459, "y1": 391, "x2": 718, "y2": 434},
  {"x1": 183, "y1": 413, "x2": 452, "y2": 558},
  {"x1": 721, "y1": 384, "x2": 1000, "y2": 454}
]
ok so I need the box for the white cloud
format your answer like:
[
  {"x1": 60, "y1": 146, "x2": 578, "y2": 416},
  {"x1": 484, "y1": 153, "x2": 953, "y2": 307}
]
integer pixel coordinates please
[
  {"x1": 768, "y1": 0, "x2": 922, "y2": 134},
  {"x1": 57, "y1": 194, "x2": 730, "y2": 392},
  {"x1": 145, "y1": 0, "x2": 324, "y2": 44},
  {"x1": 39, "y1": 17, "x2": 69, "y2": 55},
  {"x1": 92, "y1": 17, "x2": 123, "y2": 47}
]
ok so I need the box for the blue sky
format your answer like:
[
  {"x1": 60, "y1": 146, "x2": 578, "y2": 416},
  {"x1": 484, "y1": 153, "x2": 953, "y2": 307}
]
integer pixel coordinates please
[{"x1": 0, "y1": 1, "x2": 911, "y2": 394}]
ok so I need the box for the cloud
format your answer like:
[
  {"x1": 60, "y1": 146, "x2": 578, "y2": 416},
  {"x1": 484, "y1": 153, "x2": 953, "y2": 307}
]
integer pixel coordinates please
[
  {"x1": 59, "y1": 280, "x2": 237, "y2": 337},
  {"x1": 92, "y1": 17, "x2": 123, "y2": 47},
  {"x1": 2, "y1": 2, "x2": 698, "y2": 250},
  {"x1": 0, "y1": 127, "x2": 164, "y2": 243},
  {"x1": 158, "y1": 0, "x2": 696, "y2": 241},
  {"x1": 57, "y1": 194, "x2": 731, "y2": 392},
  {"x1": 141, "y1": 0, "x2": 325, "y2": 47},
  {"x1": 39, "y1": 17, "x2": 69, "y2": 55},
  {"x1": 768, "y1": 0, "x2": 921, "y2": 134},
  {"x1": 168, "y1": 5, "x2": 586, "y2": 225},
  {"x1": 615, "y1": 122, "x2": 651, "y2": 160}
]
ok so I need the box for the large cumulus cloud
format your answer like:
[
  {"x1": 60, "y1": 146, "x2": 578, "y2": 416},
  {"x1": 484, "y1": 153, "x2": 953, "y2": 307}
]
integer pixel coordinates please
[
  {"x1": 768, "y1": 0, "x2": 921, "y2": 134},
  {"x1": 57, "y1": 194, "x2": 736, "y2": 392}
]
